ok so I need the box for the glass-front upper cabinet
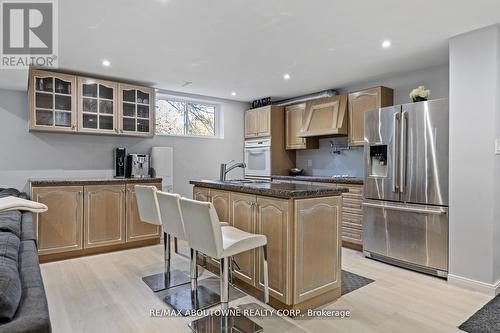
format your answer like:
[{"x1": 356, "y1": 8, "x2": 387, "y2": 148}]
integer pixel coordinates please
[
  {"x1": 78, "y1": 77, "x2": 118, "y2": 134},
  {"x1": 118, "y1": 84, "x2": 154, "y2": 137},
  {"x1": 29, "y1": 70, "x2": 77, "y2": 132}
]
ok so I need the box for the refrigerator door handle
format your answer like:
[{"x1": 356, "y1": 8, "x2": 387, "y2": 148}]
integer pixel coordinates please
[
  {"x1": 400, "y1": 111, "x2": 408, "y2": 193},
  {"x1": 362, "y1": 202, "x2": 447, "y2": 215},
  {"x1": 392, "y1": 113, "x2": 400, "y2": 193}
]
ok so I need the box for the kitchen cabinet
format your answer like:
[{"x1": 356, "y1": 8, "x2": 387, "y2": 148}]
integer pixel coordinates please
[
  {"x1": 29, "y1": 70, "x2": 78, "y2": 132},
  {"x1": 244, "y1": 106, "x2": 271, "y2": 138},
  {"x1": 126, "y1": 183, "x2": 162, "y2": 241},
  {"x1": 285, "y1": 103, "x2": 319, "y2": 150},
  {"x1": 78, "y1": 77, "x2": 118, "y2": 134},
  {"x1": 31, "y1": 186, "x2": 83, "y2": 255},
  {"x1": 229, "y1": 192, "x2": 257, "y2": 286},
  {"x1": 119, "y1": 84, "x2": 155, "y2": 137},
  {"x1": 255, "y1": 197, "x2": 291, "y2": 304},
  {"x1": 348, "y1": 86, "x2": 393, "y2": 146},
  {"x1": 299, "y1": 95, "x2": 348, "y2": 137},
  {"x1": 84, "y1": 185, "x2": 126, "y2": 248}
]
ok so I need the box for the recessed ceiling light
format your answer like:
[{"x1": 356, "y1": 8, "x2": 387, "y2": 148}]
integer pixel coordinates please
[
  {"x1": 283, "y1": 73, "x2": 291, "y2": 80},
  {"x1": 231, "y1": 92, "x2": 236, "y2": 96},
  {"x1": 382, "y1": 40, "x2": 391, "y2": 48},
  {"x1": 102, "y1": 59, "x2": 111, "y2": 67}
]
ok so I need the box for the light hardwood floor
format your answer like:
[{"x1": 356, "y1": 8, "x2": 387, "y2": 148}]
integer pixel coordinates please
[{"x1": 40, "y1": 243, "x2": 491, "y2": 333}]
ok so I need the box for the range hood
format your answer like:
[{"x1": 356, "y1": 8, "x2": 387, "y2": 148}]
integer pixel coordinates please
[{"x1": 296, "y1": 94, "x2": 348, "y2": 138}]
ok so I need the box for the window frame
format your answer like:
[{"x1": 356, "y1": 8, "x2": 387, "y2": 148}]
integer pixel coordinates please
[{"x1": 154, "y1": 94, "x2": 222, "y2": 139}]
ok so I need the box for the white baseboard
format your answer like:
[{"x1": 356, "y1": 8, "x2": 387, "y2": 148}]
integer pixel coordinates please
[{"x1": 448, "y1": 274, "x2": 500, "y2": 296}]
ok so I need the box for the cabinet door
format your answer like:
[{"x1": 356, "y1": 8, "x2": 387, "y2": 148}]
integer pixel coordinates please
[
  {"x1": 256, "y1": 106, "x2": 271, "y2": 137},
  {"x1": 229, "y1": 193, "x2": 257, "y2": 285},
  {"x1": 294, "y1": 197, "x2": 342, "y2": 303},
  {"x1": 119, "y1": 84, "x2": 155, "y2": 137},
  {"x1": 301, "y1": 95, "x2": 348, "y2": 137},
  {"x1": 244, "y1": 109, "x2": 258, "y2": 138},
  {"x1": 84, "y1": 185, "x2": 126, "y2": 248},
  {"x1": 255, "y1": 197, "x2": 291, "y2": 304},
  {"x1": 29, "y1": 70, "x2": 77, "y2": 132},
  {"x1": 348, "y1": 87, "x2": 393, "y2": 146},
  {"x1": 210, "y1": 189, "x2": 230, "y2": 223},
  {"x1": 286, "y1": 103, "x2": 319, "y2": 150},
  {"x1": 193, "y1": 187, "x2": 210, "y2": 202},
  {"x1": 126, "y1": 183, "x2": 161, "y2": 242},
  {"x1": 78, "y1": 77, "x2": 118, "y2": 134},
  {"x1": 31, "y1": 186, "x2": 83, "y2": 254}
]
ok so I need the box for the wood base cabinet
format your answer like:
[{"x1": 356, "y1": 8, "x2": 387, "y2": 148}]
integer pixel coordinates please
[
  {"x1": 31, "y1": 181, "x2": 161, "y2": 261},
  {"x1": 31, "y1": 186, "x2": 83, "y2": 255}
]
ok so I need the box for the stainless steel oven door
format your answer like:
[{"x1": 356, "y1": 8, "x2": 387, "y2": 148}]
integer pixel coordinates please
[
  {"x1": 363, "y1": 200, "x2": 448, "y2": 272},
  {"x1": 244, "y1": 146, "x2": 271, "y2": 177}
]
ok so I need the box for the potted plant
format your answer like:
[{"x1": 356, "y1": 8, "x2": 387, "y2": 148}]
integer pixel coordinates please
[{"x1": 409, "y1": 86, "x2": 430, "y2": 102}]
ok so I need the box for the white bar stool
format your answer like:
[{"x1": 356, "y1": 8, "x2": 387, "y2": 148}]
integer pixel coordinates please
[
  {"x1": 157, "y1": 191, "x2": 221, "y2": 314},
  {"x1": 135, "y1": 185, "x2": 190, "y2": 292},
  {"x1": 180, "y1": 197, "x2": 269, "y2": 333}
]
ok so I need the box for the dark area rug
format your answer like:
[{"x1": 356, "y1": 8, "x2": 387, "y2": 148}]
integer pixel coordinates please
[
  {"x1": 341, "y1": 270, "x2": 374, "y2": 295},
  {"x1": 459, "y1": 294, "x2": 500, "y2": 332}
]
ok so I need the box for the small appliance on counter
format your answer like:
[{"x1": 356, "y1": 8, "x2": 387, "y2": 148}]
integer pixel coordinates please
[
  {"x1": 126, "y1": 154, "x2": 150, "y2": 178},
  {"x1": 114, "y1": 148, "x2": 126, "y2": 178}
]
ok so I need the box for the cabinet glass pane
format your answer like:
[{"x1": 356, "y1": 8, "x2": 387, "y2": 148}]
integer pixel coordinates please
[
  {"x1": 122, "y1": 89, "x2": 135, "y2": 103},
  {"x1": 82, "y1": 83, "x2": 98, "y2": 97},
  {"x1": 54, "y1": 111, "x2": 71, "y2": 127},
  {"x1": 55, "y1": 95, "x2": 71, "y2": 111},
  {"x1": 99, "y1": 85, "x2": 114, "y2": 100},
  {"x1": 122, "y1": 103, "x2": 135, "y2": 117},
  {"x1": 137, "y1": 119, "x2": 149, "y2": 133},
  {"x1": 137, "y1": 91, "x2": 150, "y2": 104},
  {"x1": 35, "y1": 77, "x2": 53, "y2": 92},
  {"x1": 82, "y1": 98, "x2": 97, "y2": 113},
  {"x1": 54, "y1": 78, "x2": 71, "y2": 94},
  {"x1": 137, "y1": 105, "x2": 149, "y2": 118},
  {"x1": 99, "y1": 116, "x2": 113, "y2": 130},
  {"x1": 83, "y1": 114, "x2": 98, "y2": 129},
  {"x1": 123, "y1": 118, "x2": 135, "y2": 131},
  {"x1": 35, "y1": 92, "x2": 53, "y2": 109},
  {"x1": 99, "y1": 100, "x2": 113, "y2": 114},
  {"x1": 36, "y1": 110, "x2": 53, "y2": 126}
]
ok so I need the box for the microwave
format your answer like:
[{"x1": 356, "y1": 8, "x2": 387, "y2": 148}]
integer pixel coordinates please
[{"x1": 244, "y1": 138, "x2": 271, "y2": 178}]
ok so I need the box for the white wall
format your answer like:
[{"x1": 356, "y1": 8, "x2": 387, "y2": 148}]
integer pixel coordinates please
[
  {"x1": 296, "y1": 64, "x2": 449, "y2": 176},
  {"x1": 449, "y1": 24, "x2": 500, "y2": 293},
  {"x1": 0, "y1": 88, "x2": 248, "y2": 197}
]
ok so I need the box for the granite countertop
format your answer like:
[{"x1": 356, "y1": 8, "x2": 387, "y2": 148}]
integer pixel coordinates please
[
  {"x1": 30, "y1": 177, "x2": 162, "y2": 186},
  {"x1": 190, "y1": 180, "x2": 348, "y2": 199},
  {"x1": 272, "y1": 175, "x2": 364, "y2": 185}
]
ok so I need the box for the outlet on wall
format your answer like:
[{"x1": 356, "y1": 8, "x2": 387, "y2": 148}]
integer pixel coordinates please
[
  {"x1": 496, "y1": 139, "x2": 500, "y2": 155},
  {"x1": 307, "y1": 159, "x2": 313, "y2": 167}
]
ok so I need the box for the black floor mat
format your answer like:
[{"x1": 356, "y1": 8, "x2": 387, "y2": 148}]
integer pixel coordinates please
[
  {"x1": 341, "y1": 270, "x2": 374, "y2": 295},
  {"x1": 459, "y1": 294, "x2": 500, "y2": 332}
]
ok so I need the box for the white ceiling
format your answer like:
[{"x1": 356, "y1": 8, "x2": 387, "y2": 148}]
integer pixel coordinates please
[{"x1": 2, "y1": 0, "x2": 500, "y2": 101}]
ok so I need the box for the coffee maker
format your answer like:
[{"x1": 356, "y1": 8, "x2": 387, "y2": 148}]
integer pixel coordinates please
[
  {"x1": 126, "y1": 154, "x2": 150, "y2": 178},
  {"x1": 114, "y1": 148, "x2": 126, "y2": 178}
]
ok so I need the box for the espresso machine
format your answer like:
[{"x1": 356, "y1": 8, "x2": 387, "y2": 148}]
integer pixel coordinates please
[{"x1": 125, "y1": 154, "x2": 150, "y2": 178}]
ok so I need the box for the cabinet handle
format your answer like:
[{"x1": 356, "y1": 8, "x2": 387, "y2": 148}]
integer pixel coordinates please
[{"x1": 71, "y1": 124, "x2": 76, "y2": 130}]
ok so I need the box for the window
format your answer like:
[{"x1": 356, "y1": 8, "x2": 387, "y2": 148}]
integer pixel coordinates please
[{"x1": 155, "y1": 96, "x2": 220, "y2": 137}]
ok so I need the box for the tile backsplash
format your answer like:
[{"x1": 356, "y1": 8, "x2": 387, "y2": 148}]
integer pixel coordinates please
[{"x1": 295, "y1": 137, "x2": 364, "y2": 177}]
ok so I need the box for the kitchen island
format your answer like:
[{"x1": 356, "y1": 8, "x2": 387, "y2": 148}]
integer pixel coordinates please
[{"x1": 190, "y1": 180, "x2": 347, "y2": 311}]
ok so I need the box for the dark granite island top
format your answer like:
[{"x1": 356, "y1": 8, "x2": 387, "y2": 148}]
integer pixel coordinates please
[
  {"x1": 30, "y1": 177, "x2": 162, "y2": 186},
  {"x1": 272, "y1": 175, "x2": 364, "y2": 185},
  {"x1": 189, "y1": 179, "x2": 347, "y2": 199}
]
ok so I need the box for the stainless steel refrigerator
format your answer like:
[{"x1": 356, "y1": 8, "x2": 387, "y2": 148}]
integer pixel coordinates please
[{"x1": 362, "y1": 98, "x2": 449, "y2": 278}]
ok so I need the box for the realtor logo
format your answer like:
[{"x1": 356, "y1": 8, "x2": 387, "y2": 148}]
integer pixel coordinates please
[{"x1": 1, "y1": 0, "x2": 58, "y2": 68}]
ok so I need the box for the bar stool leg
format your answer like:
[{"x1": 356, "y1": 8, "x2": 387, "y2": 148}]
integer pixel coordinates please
[
  {"x1": 163, "y1": 248, "x2": 220, "y2": 315},
  {"x1": 142, "y1": 232, "x2": 190, "y2": 292},
  {"x1": 220, "y1": 257, "x2": 229, "y2": 311},
  {"x1": 261, "y1": 245, "x2": 269, "y2": 304}
]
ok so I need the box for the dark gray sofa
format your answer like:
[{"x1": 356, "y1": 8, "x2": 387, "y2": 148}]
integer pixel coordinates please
[{"x1": 0, "y1": 188, "x2": 51, "y2": 333}]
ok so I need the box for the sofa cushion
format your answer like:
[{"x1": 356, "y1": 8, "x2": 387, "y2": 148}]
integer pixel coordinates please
[
  {"x1": 18, "y1": 241, "x2": 42, "y2": 289},
  {"x1": 20, "y1": 213, "x2": 36, "y2": 243},
  {"x1": 0, "y1": 212, "x2": 21, "y2": 238},
  {"x1": 0, "y1": 232, "x2": 21, "y2": 322}
]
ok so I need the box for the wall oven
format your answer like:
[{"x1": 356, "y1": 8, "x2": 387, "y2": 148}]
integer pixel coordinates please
[{"x1": 244, "y1": 138, "x2": 271, "y2": 178}]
